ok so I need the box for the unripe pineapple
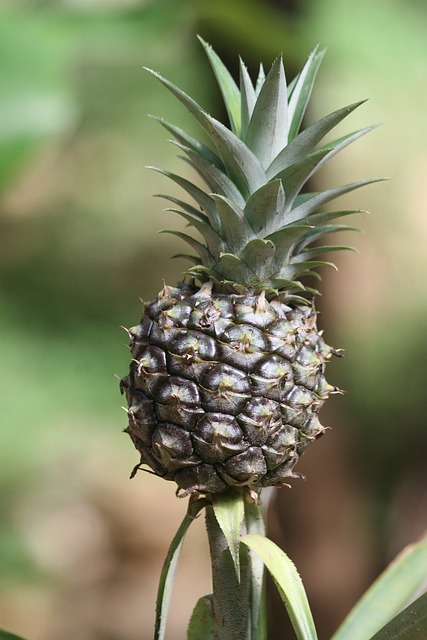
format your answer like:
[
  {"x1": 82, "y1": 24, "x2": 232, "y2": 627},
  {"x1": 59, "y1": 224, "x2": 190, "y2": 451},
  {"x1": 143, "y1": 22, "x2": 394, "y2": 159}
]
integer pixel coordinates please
[{"x1": 121, "y1": 39, "x2": 378, "y2": 496}]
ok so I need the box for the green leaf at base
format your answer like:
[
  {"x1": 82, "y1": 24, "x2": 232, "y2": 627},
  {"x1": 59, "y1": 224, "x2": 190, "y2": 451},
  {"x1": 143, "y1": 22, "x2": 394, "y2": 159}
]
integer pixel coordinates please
[
  {"x1": 154, "y1": 497, "x2": 207, "y2": 640},
  {"x1": 0, "y1": 631, "x2": 28, "y2": 640},
  {"x1": 370, "y1": 591, "x2": 427, "y2": 640},
  {"x1": 241, "y1": 533, "x2": 318, "y2": 640},
  {"x1": 331, "y1": 532, "x2": 427, "y2": 640},
  {"x1": 187, "y1": 595, "x2": 215, "y2": 640},
  {"x1": 212, "y1": 488, "x2": 245, "y2": 579}
]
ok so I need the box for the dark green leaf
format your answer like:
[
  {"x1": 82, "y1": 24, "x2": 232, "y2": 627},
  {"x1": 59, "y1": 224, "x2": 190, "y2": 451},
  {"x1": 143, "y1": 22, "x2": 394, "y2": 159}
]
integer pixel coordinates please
[
  {"x1": 370, "y1": 591, "x2": 427, "y2": 640},
  {"x1": 155, "y1": 498, "x2": 207, "y2": 640},
  {"x1": 241, "y1": 534, "x2": 318, "y2": 640},
  {"x1": 187, "y1": 595, "x2": 215, "y2": 640},
  {"x1": 0, "y1": 631, "x2": 28, "y2": 640},
  {"x1": 331, "y1": 533, "x2": 427, "y2": 640}
]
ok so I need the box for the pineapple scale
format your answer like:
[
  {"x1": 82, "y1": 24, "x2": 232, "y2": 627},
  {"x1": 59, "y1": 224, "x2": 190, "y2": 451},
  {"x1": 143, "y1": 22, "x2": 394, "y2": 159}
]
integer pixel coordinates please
[{"x1": 121, "y1": 282, "x2": 340, "y2": 496}]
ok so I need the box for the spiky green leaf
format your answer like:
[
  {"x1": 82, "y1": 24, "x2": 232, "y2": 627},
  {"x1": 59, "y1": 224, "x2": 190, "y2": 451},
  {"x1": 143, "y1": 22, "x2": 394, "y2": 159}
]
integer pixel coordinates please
[
  {"x1": 288, "y1": 178, "x2": 383, "y2": 224},
  {"x1": 174, "y1": 142, "x2": 246, "y2": 207},
  {"x1": 268, "y1": 101, "x2": 366, "y2": 178},
  {"x1": 145, "y1": 68, "x2": 266, "y2": 198},
  {"x1": 255, "y1": 63, "x2": 266, "y2": 96},
  {"x1": 198, "y1": 36, "x2": 241, "y2": 136},
  {"x1": 211, "y1": 194, "x2": 250, "y2": 250},
  {"x1": 289, "y1": 259, "x2": 338, "y2": 271},
  {"x1": 152, "y1": 116, "x2": 223, "y2": 170},
  {"x1": 245, "y1": 56, "x2": 288, "y2": 169},
  {"x1": 266, "y1": 225, "x2": 313, "y2": 263},
  {"x1": 239, "y1": 57, "x2": 257, "y2": 139},
  {"x1": 295, "y1": 224, "x2": 360, "y2": 251},
  {"x1": 239, "y1": 239, "x2": 276, "y2": 279},
  {"x1": 150, "y1": 166, "x2": 220, "y2": 230},
  {"x1": 159, "y1": 230, "x2": 212, "y2": 263},
  {"x1": 0, "y1": 632, "x2": 28, "y2": 640},
  {"x1": 164, "y1": 207, "x2": 223, "y2": 254},
  {"x1": 274, "y1": 146, "x2": 332, "y2": 206},
  {"x1": 244, "y1": 179, "x2": 286, "y2": 234},
  {"x1": 288, "y1": 47, "x2": 325, "y2": 141},
  {"x1": 276, "y1": 128, "x2": 375, "y2": 210},
  {"x1": 216, "y1": 252, "x2": 255, "y2": 283},
  {"x1": 299, "y1": 245, "x2": 358, "y2": 260},
  {"x1": 295, "y1": 209, "x2": 364, "y2": 228}
]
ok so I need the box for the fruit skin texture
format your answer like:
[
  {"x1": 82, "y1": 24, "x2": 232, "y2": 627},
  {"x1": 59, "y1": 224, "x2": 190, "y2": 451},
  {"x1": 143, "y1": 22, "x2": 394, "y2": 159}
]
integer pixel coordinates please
[{"x1": 121, "y1": 282, "x2": 339, "y2": 496}]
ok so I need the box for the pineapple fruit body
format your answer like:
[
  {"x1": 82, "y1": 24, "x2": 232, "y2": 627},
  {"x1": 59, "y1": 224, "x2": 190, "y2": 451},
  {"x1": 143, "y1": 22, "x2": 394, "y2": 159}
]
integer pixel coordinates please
[
  {"x1": 121, "y1": 39, "x2": 377, "y2": 495},
  {"x1": 121, "y1": 283, "x2": 337, "y2": 495}
]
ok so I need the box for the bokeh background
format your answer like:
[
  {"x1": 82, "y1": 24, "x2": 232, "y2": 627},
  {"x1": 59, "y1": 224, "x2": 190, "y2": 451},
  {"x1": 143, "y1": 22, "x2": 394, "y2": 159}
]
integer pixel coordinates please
[{"x1": 1, "y1": 0, "x2": 427, "y2": 638}]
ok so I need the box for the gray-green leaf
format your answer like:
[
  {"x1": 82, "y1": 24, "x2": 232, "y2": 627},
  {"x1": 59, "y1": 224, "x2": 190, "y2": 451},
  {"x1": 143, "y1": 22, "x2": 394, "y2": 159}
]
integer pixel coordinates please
[
  {"x1": 287, "y1": 47, "x2": 325, "y2": 142},
  {"x1": 245, "y1": 56, "x2": 288, "y2": 169},
  {"x1": 198, "y1": 37, "x2": 241, "y2": 136}
]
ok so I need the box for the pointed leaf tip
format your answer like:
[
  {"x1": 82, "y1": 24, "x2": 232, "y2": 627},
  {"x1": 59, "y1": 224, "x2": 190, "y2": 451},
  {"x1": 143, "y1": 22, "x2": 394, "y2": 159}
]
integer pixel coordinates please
[{"x1": 212, "y1": 489, "x2": 245, "y2": 580}]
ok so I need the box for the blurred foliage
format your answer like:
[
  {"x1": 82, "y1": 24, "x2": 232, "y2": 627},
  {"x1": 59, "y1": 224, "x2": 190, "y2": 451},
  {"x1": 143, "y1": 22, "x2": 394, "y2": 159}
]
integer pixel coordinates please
[{"x1": 0, "y1": 0, "x2": 427, "y2": 638}]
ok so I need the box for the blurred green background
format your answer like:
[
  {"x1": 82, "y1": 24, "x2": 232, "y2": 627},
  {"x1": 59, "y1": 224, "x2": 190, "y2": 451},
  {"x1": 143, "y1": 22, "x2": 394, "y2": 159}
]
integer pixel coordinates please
[{"x1": 1, "y1": 1, "x2": 427, "y2": 638}]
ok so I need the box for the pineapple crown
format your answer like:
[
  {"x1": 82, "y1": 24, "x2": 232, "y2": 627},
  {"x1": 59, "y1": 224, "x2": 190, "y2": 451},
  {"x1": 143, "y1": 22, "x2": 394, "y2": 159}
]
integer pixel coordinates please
[{"x1": 146, "y1": 37, "x2": 381, "y2": 299}]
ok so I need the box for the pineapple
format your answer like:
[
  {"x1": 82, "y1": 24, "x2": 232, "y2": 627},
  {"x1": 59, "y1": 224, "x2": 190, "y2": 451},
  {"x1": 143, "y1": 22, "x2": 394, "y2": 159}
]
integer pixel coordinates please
[{"x1": 120, "y1": 39, "x2": 377, "y2": 497}]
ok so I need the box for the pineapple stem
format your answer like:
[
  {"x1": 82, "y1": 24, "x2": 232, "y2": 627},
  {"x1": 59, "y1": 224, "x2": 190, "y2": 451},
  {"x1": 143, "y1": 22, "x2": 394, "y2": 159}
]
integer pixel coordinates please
[
  {"x1": 206, "y1": 504, "x2": 251, "y2": 640},
  {"x1": 245, "y1": 499, "x2": 267, "y2": 640},
  {"x1": 205, "y1": 493, "x2": 267, "y2": 640}
]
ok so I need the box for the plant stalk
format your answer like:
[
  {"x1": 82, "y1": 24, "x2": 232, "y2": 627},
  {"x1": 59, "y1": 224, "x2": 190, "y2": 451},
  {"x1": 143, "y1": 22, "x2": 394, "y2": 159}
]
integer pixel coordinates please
[
  {"x1": 245, "y1": 498, "x2": 267, "y2": 640},
  {"x1": 206, "y1": 503, "x2": 251, "y2": 640}
]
